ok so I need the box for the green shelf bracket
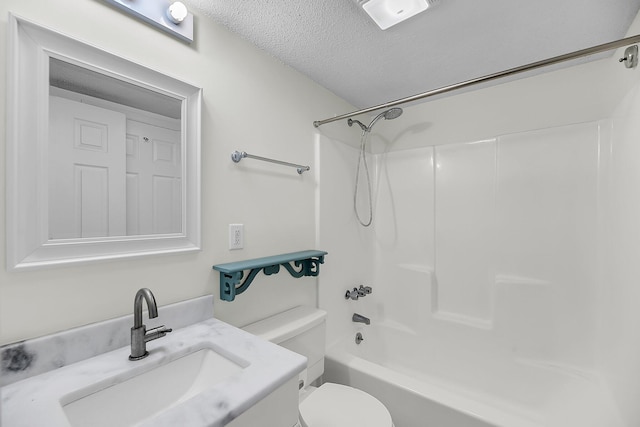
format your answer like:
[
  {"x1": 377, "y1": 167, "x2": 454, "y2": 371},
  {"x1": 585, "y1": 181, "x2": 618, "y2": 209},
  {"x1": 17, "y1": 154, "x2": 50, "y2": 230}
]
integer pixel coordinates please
[{"x1": 212, "y1": 250, "x2": 328, "y2": 301}]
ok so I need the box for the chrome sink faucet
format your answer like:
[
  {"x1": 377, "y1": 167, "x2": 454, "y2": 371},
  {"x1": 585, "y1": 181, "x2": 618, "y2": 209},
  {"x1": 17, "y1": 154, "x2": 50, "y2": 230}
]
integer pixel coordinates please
[
  {"x1": 352, "y1": 313, "x2": 370, "y2": 325},
  {"x1": 129, "y1": 288, "x2": 172, "y2": 361}
]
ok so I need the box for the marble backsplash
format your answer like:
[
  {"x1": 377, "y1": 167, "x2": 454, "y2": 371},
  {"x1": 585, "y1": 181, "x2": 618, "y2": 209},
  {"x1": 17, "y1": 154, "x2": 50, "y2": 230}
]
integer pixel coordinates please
[{"x1": 0, "y1": 294, "x2": 213, "y2": 387}]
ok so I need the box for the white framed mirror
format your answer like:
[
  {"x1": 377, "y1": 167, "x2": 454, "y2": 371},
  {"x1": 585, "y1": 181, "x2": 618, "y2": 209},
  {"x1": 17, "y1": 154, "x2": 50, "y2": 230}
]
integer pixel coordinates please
[{"x1": 6, "y1": 14, "x2": 202, "y2": 271}]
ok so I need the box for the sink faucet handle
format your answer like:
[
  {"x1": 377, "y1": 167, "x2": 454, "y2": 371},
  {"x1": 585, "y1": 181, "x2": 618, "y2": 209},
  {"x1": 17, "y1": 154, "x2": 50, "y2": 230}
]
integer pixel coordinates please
[
  {"x1": 147, "y1": 325, "x2": 172, "y2": 333},
  {"x1": 144, "y1": 325, "x2": 173, "y2": 342}
]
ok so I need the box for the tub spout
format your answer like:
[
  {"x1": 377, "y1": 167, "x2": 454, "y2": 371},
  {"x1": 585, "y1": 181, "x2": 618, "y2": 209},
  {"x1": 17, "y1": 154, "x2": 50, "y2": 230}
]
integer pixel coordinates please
[{"x1": 352, "y1": 313, "x2": 370, "y2": 325}]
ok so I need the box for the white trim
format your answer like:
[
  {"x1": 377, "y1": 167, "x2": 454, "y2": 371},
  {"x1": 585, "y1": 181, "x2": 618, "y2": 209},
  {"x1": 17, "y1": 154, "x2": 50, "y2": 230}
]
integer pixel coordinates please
[{"x1": 6, "y1": 14, "x2": 202, "y2": 271}]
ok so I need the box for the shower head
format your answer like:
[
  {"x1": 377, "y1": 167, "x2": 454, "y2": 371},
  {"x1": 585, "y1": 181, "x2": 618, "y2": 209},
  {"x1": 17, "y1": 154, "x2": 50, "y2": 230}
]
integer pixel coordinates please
[
  {"x1": 383, "y1": 108, "x2": 403, "y2": 120},
  {"x1": 350, "y1": 107, "x2": 403, "y2": 228},
  {"x1": 367, "y1": 107, "x2": 403, "y2": 130},
  {"x1": 347, "y1": 107, "x2": 404, "y2": 133}
]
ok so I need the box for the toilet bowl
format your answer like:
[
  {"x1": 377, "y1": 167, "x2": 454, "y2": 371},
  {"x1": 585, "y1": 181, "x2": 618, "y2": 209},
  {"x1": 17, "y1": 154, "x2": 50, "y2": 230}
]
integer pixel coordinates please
[{"x1": 243, "y1": 306, "x2": 393, "y2": 427}]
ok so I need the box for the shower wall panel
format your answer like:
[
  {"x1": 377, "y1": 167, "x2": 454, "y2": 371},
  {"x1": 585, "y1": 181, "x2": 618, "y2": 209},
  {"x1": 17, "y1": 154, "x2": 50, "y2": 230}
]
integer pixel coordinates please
[
  {"x1": 375, "y1": 148, "x2": 435, "y2": 265},
  {"x1": 434, "y1": 140, "x2": 497, "y2": 326},
  {"x1": 495, "y1": 124, "x2": 600, "y2": 366},
  {"x1": 598, "y1": 83, "x2": 640, "y2": 425},
  {"x1": 370, "y1": 121, "x2": 602, "y2": 367},
  {"x1": 317, "y1": 135, "x2": 375, "y2": 347},
  {"x1": 373, "y1": 147, "x2": 435, "y2": 329}
]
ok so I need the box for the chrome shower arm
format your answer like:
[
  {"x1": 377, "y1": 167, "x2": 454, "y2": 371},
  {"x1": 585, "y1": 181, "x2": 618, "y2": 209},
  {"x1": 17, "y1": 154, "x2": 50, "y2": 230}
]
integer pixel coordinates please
[{"x1": 348, "y1": 118, "x2": 369, "y2": 132}]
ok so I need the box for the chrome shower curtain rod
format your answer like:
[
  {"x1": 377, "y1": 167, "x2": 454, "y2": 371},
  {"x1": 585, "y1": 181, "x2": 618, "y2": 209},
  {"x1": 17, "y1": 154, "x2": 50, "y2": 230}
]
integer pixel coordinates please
[{"x1": 313, "y1": 34, "x2": 640, "y2": 128}]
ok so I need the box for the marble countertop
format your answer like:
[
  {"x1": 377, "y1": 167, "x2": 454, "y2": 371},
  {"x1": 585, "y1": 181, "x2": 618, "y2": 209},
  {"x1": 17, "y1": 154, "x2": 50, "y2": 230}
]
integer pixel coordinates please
[{"x1": 1, "y1": 318, "x2": 307, "y2": 427}]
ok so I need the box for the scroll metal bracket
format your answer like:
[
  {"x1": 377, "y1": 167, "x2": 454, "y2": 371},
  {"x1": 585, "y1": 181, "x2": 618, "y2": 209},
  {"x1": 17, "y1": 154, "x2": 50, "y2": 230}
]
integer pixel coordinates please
[{"x1": 214, "y1": 250, "x2": 327, "y2": 301}]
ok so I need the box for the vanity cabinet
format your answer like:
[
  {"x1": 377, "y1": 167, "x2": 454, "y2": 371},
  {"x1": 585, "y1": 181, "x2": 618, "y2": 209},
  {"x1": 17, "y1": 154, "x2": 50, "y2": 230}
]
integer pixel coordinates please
[{"x1": 227, "y1": 377, "x2": 299, "y2": 427}]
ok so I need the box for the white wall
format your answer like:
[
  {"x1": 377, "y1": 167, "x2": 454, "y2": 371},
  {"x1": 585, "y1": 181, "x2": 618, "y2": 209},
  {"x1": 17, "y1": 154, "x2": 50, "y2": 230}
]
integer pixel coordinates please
[
  {"x1": 0, "y1": 0, "x2": 354, "y2": 345},
  {"x1": 318, "y1": 12, "x2": 640, "y2": 427}
]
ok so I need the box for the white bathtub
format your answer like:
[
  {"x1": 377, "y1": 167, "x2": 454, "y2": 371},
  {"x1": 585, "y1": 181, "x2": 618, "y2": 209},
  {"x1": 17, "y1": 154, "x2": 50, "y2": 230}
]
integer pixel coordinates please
[{"x1": 323, "y1": 323, "x2": 623, "y2": 427}]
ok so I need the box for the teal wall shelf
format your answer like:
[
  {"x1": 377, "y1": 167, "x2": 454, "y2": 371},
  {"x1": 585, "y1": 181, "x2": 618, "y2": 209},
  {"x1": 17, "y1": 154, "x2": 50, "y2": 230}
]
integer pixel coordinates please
[{"x1": 213, "y1": 250, "x2": 328, "y2": 301}]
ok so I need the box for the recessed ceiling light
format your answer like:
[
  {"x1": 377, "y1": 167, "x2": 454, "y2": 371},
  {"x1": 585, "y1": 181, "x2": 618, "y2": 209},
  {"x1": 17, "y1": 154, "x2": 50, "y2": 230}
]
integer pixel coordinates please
[{"x1": 362, "y1": 0, "x2": 435, "y2": 30}]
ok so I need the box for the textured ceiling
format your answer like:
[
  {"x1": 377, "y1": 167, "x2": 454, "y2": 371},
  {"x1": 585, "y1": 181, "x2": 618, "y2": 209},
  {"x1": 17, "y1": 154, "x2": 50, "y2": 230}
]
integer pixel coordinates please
[{"x1": 187, "y1": 0, "x2": 640, "y2": 109}]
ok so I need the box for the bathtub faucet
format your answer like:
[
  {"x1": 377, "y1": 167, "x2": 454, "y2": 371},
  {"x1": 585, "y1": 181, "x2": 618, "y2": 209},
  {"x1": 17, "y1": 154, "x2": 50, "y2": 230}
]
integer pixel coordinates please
[
  {"x1": 345, "y1": 288, "x2": 360, "y2": 300},
  {"x1": 352, "y1": 313, "x2": 370, "y2": 325},
  {"x1": 359, "y1": 285, "x2": 372, "y2": 295},
  {"x1": 345, "y1": 285, "x2": 373, "y2": 300}
]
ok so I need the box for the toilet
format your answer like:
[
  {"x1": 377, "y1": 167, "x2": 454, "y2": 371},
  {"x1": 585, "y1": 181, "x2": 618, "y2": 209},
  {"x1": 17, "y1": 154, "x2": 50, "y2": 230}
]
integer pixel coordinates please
[{"x1": 243, "y1": 306, "x2": 394, "y2": 427}]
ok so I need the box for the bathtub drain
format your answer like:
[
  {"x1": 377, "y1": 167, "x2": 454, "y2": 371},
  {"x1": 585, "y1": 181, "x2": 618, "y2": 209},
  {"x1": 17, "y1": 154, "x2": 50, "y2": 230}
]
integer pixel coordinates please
[{"x1": 355, "y1": 332, "x2": 364, "y2": 345}]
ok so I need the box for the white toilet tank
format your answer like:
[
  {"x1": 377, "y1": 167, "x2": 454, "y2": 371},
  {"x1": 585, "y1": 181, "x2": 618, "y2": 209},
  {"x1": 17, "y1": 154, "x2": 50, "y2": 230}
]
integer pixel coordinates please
[
  {"x1": 244, "y1": 306, "x2": 395, "y2": 427},
  {"x1": 243, "y1": 306, "x2": 327, "y2": 385}
]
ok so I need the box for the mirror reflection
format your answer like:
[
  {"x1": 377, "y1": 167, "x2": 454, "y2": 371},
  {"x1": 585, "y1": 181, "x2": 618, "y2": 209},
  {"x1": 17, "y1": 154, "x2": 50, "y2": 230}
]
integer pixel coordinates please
[{"x1": 48, "y1": 58, "x2": 183, "y2": 239}]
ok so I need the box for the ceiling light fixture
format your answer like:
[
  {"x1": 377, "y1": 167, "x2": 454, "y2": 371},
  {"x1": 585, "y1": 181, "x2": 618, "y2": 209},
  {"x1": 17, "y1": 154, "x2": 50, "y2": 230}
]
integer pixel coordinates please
[
  {"x1": 362, "y1": 0, "x2": 437, "y2": 30},
  {"x1": 102, "y1": 0, "x2": 194, "y2": 43},
  {"x1": 167, "y1": 2, "x2": 189, "y2": 25}
]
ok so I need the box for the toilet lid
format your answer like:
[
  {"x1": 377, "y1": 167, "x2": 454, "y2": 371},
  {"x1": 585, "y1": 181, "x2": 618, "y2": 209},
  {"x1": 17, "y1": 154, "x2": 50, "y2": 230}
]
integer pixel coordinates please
[{"x1": 299, "y1": 383, "x2": 393, "y2": 427}]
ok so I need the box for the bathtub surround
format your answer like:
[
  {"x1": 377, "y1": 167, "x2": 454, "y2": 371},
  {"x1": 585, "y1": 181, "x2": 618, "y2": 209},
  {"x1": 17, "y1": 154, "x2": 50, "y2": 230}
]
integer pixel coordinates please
[
  {"x1": 324, "y1": 322, "x2": 621, "y2": 427},
  {"x1": 318, "y1": 126, "x2": 614, "y2": 426},
  {"x1": 599, "y1": 52, "x2": 640, "y2": 427},
  {"x1": 0, "y1": 295, "x2": 213, "y2": 387},
  {"x1": 317, "y1": 12, "x2": 640, "y2": 427}
]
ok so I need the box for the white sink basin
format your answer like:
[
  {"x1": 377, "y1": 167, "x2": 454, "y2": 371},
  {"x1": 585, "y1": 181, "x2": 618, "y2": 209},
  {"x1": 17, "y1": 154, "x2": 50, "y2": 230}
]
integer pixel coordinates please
[{"x1": 62, "y1": 348, "x2": 244, "y2": 427}]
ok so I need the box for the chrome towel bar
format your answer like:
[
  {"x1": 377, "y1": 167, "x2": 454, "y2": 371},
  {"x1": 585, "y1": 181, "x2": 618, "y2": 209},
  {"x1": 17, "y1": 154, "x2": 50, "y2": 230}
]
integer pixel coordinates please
[{"x1": 231, "y1": 150, "x2": 310, "y2": 174}]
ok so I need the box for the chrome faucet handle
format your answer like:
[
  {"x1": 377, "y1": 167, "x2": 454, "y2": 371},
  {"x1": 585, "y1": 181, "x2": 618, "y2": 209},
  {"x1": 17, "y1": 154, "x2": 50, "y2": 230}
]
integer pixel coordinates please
[
  {"x1": 345, "y1": 288, "x2": 359, "y2": 300},
  {"x1": 356, "y1": 286, "x2": 367, "y2": 297},
  {"x1": 147, "y1": 325, "x2": 173, "y2": 333},
  {"x1": 147, "y1": 325, "x2": 173, "y2": 334},
  {"x1": 145, "y1": 325, "x2": 173, "y2": 341},
  {"x1": 359, "y1": 285, "x2": 372, "y2": 294}
]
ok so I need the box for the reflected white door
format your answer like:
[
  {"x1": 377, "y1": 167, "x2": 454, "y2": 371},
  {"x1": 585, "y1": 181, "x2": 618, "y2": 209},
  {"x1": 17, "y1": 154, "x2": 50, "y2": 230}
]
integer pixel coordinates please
[
  {"x1": 125, "y1": 120, "x2": 181, "y2": 235},
  {"x1": 49, "y1": 96, "x2": 127, "y2": 239}
]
